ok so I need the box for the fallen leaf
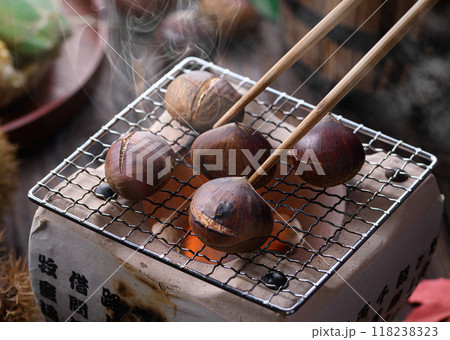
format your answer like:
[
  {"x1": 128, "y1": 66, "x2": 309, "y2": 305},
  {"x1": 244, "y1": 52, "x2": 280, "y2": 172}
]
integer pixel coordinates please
[{"x1": 405, "y1": 278, "x2": 450, "y2": 322}]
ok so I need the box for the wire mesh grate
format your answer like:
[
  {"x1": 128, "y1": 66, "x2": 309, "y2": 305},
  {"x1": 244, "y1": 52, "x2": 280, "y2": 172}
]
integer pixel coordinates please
[{"x1": 29, "y1": 57, "x2": 437, "y2": 314}]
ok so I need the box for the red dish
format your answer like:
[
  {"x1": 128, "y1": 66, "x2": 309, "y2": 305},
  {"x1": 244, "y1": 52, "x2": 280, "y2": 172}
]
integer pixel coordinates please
[{"x1": 0, "y1": 0, "x2": 107, "y2": 148}]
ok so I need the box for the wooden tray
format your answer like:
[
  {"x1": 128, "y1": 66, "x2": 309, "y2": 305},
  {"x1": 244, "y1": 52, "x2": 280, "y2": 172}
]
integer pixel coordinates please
[{"x1": 0, "y1": 0, "x2": 107, "y2": 148}]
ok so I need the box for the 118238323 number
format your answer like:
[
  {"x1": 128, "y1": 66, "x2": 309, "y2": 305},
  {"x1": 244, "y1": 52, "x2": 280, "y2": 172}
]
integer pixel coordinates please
[{"x1": 372, "y1": 326, "x2": 438, "y2": 337}]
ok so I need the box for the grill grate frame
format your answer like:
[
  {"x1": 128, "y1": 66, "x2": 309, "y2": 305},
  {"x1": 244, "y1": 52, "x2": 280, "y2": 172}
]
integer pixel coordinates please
[{"x1": 29, "y1": 57, "x2": 437, "y2": 314}]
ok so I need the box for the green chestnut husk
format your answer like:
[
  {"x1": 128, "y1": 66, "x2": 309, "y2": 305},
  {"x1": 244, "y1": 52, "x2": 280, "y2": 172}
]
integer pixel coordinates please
[{"x1": 0, "y1": 0, "x2": 70, "y2": 66}]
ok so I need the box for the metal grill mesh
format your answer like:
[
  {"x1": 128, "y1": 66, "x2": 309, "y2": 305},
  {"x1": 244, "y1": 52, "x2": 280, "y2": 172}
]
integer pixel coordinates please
[{"x1": 29, "y1": 57, "x2": 437, "y2": 314}]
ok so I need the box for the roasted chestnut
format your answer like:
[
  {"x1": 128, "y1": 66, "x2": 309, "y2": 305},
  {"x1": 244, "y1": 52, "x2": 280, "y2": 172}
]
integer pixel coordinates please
[
  {"x1": 189, "y1": 177, "x2": 273, "y2": 253},
  {"x1": 154, "y1": 10, "x2": 216, "y2": 64},
  {"x1": 164, "y1": 70, "x2": 244, "y2": 132},
  {"x1": 289, "y1": 114, "x2": 365, "y2": 187},
  {"x1": 198, "y1": 0, "x2": 259, "y2": 40},
  {"x1": 105, "y1": 131, "x2": 175, "y2": 200},
  {"x1": 190, "y1": 122, "x2": 276, "y2": 188}
]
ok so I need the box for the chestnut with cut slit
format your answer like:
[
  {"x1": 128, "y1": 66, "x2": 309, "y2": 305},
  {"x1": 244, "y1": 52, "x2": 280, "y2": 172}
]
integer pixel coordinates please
[
  {"x1": 191, "y1": 122, "x2": 276, "y2": 188},
  {"x1": 164, "y1": 70, "x2": 244, "y2": 132},
  {"x1": 105, "y1": 131, "x2": 175, "y2": 200},
  {"x1": 289, "y1": 114, "x2": 365, "y2": 187},
  {"x1": 189, "y1": 177, "x2": 273, "y2": 253}
]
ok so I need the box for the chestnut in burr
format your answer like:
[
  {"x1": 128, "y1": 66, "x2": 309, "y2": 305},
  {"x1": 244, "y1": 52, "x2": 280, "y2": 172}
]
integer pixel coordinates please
[
  {"x1": 189, "y1": 177, "x2": 273, "y2": 253},
  {"x1": 105, "y1": 131, "x2": 175, "y2": 200},
  {"x1": 289, "y1": 114, "x2": 365, "y2": 187},
  {"x1": 164, "y1": 70, "x2": 244, "y2": 132}
]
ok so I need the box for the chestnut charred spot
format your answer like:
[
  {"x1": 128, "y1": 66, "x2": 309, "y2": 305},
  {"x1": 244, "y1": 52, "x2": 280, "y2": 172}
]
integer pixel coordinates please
[
  {"x1": 190, "y1": 203, "x2": 237, "y2": 236},
  {"x1": 214, "y1": 201, "x2": 234, "y2": 219},
  {"x1": 189, "y1": 177, "x2": 274, "y2": 253}
]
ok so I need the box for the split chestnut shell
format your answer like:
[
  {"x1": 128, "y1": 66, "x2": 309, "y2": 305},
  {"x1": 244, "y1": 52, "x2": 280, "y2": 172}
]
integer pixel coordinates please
[
  {"x1": 189, "y1": 177, "x2": 274, "y2": 253},
  {"x1": 105, "y1": 131, "x2": 175, "y2": 200},
  {"x1": 164, "y1": 70, "x2": 244, "y2": 132},
  {"x1": 191, "y1": 122, "x2": 276, "y2": 188},
  {"x1": 289, "y1": 114, "x2": 365, "y2": 187}
]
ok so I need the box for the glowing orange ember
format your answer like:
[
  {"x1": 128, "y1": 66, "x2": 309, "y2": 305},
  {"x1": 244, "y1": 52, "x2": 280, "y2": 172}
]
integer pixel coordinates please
[
  {"x1": 183, "y1": 214, "x2": 302, "y2": 261},
  {"x1": 183, "y1": 232, "x2": 228, "y2": 263}
]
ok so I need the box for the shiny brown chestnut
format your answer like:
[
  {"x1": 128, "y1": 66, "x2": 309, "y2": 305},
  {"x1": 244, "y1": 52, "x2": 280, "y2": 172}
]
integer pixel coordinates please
[
  {"x1": 105, "y1": 131, "x2": 175, "y2": 200},
  {"x1": 190, "y1": 122, "x2": 276, "y2": 188},
  {"x1": 198, "y1": 0, "x2": 259, "y2": 40},
  {"x1": 164, "y1": 70, "x2": 244, "y2": 132},
  {"x1": 189, "y1": 177, "x2": 273, "y2": 253},
  {"x1": 289, "y1": 114, "x2": 365, "y2": 187}
]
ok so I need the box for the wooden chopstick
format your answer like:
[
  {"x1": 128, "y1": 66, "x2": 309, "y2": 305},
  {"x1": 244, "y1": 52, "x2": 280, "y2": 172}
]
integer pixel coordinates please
[
  {"x1": 248, "y1": 0, "x2": 438, "y2": 187},
  {"x1": 212, "y1": 0, "x2": 365, "y2": 128}
]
